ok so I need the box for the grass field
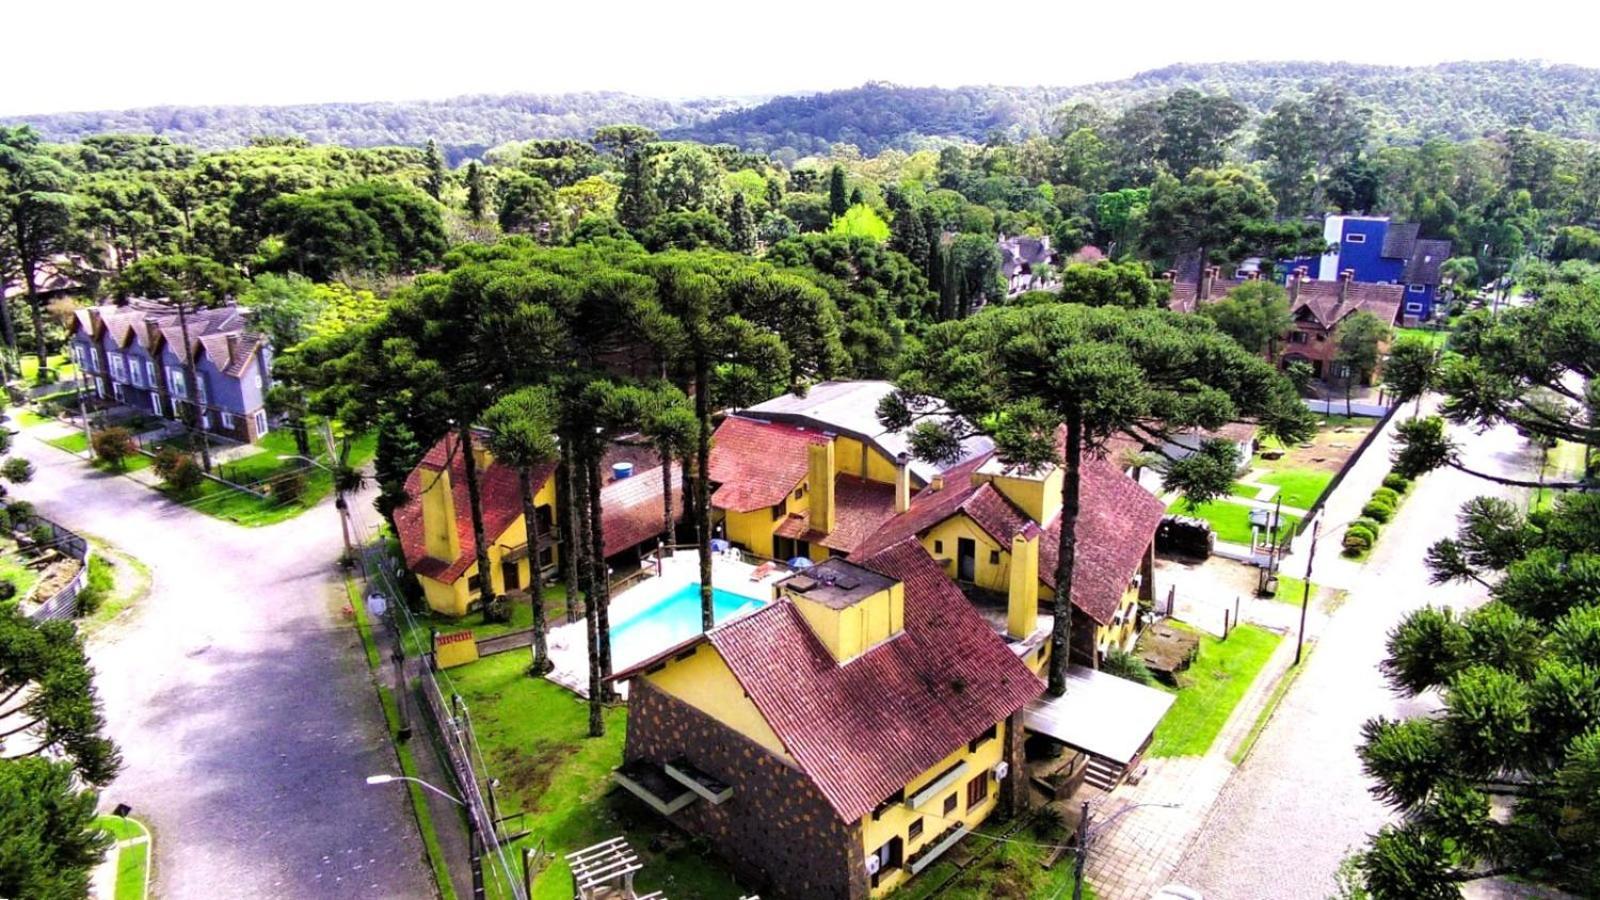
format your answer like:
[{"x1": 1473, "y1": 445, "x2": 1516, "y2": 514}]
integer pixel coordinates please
[
  {"x1": 1167, "y1": 497, "x2": 1301, "y2": 546},
  {"x1": 1256, "y1": 469, "x2": 1334, "y2": 510},
  {"x1": 94, "y1": 815, "x2": 150, "y2": 900},
  {"x1": 1149, "y1": 622, "x2": 1282, "y2": 757},
  {"x1": 1395, "y1": 326, "x2": 1449, "y2": 349},
  {"x1": 0, "y1": 539, "x2": 45, "y2": 601},
  {"x1": 444, "y1": 653, "x2": 750, "y2": 899},
  {"x1": 21, "y1": 353, "x2": 77, "y2": 383}
]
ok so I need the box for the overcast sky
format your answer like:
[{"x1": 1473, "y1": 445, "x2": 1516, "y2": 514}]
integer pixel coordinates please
[{"x1": 2, "y1": 0, "x2": 1596, "y2": 116}]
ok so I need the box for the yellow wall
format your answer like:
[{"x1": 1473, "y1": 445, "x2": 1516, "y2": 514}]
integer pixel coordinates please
[
  {"x1": 976, "y1": 465, "x2": 1063, "y2": 525},
  {"x1": 643, "y1": 643, "x2": 791, "y2": 758},
  {"x1": 1007, "y1": 532, "x2": 1040, "y2": 640},
  {"x1": 416, "y1": 476, "x2": 561, "y2": 618},
  {"x1": 919, "y1": 515, "x2": 1009, "y2": 593},
  {"x1": 860, "y1": 719, "x2": 1010, "y2": 896},
  {"x1": 791, "y1": 581, "x2": 904, "y2": 664},
  {"x1": 831, "y1": 434, "x2": 904, "y2": 486},
  {"x1": 420, "y1": 574, "x2": 470, "y2": 617}
]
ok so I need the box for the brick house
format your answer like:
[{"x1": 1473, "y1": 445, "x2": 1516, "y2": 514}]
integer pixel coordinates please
[
  {"x1": 611, "y1": 543, "x2": 1042, "y2": 899},
  {"x1": 66, "y1": 299, "x2": 274, "y2": 442}
]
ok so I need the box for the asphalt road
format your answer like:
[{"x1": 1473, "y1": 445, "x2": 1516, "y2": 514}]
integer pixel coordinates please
[
  {"x1": 13, "y1": 430, "x2": 431, "y2": 899},
  {"x1": 1174, "y1": 417, "x2": 1539, "y2": 898}
]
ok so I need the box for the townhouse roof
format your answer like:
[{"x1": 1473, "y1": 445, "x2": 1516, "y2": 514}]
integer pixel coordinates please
[
  {"x1": 743, "y1": 381, "x2": 994, "y2": 485},
  {"x1": 772, "y1": 474, "x2": 899, "y2": 554},
  {"x1": 599, "y1": 461, "x2": 682, "y2": 558},
  {"x1": 847, "y1": 456, "x2": 1035, "y2": 561},
  {"x1": 2, "y1": 254, "x2": 90, "y2": 300},
  {"x1": 1038, "y1": 454, "x2": 1165, "y2": 624},
  {"x1": 396, "y1": 431, "x2": 538, "y2": 583},
  {"x1": 1180, "y1": 422, "x2": 1259, "y2": 446},
  {"x1": 707, "y1": 416, "x2": 829, "y2": 513},
  {"x1": 1289, "y1": 280, "x2": 1404, "y2": 330},
  {"x1": 696, "y1": 538, "x2": 1042, "y2": 823},
  {"x1": 70, "y1": 299, "x2": 266, "y2": 372},
  {"x1": 1380, "y1": 221, "x2": 1421, "y2": 259},
  {"x1": 1168, "y1": 276, "x2": 1245, "y2": 313},
  {"x1": 1402, "y1": 239, "x2": 1452, "y2": 285}
]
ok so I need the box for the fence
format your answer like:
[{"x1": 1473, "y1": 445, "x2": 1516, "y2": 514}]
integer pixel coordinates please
[
  {"x1": 1295, "y1": 399, "x2": 1405, "y2": 533},
  {"x1": 1303, "y1": 397, "x2": 1393, "y2": 418},
  {"x1": 20, "y1": 514, "x2": 93, "y2": 622}
]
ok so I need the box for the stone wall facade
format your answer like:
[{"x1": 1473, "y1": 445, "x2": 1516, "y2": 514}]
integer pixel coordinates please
[{"x1": 625, "y1": 680, "x2": 869, "y2": 900}]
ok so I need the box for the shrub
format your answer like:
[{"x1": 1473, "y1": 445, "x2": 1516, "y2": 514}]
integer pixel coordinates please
[
  {"x1": 0, "y1": 579, "x2": 15, "y2": 602},
  {"x1": 1361, "y1": 500, "x2": 1394, "y2": 523},
  {"x1": 6, "y1": 500, "x2": 34, "y2": 523},
  {"x1": 1382, "y1": 473, "x2": 1411, "y2": 493},
  {"x1": 1102, "y1": 647, "x2": 1157, "y2": 686},
  {"x1": 1346, "y1": 522, "x2": 1377, "y2": 543},
  {"x1": 154, "y1": 447, "x2": 203, "y2": 496},
  {"x1": 1372, "y1": 487, "x2": 1400, "y2": 506},
  {"x1": 1342, "y1": 530, "x2": 1373, "y2": 556},
  {"x1": 1, "y1": 457, "x2": 33, "y2": 483},
  {"x1": 0, "y1": 429, "x2": 12, "y2": 455},
  {"x1": 92, "y1": 427, "x2": 137, "y2": 470},
  {"x1": 273, "y1": 470, "x2": 308, "y2": 503},
  {"x1": 29, "y1": 523, "x2": 54, "y2": 546},
  {"x1": 1353, "y1": 517, "x2": 1383, "y2": 536}
]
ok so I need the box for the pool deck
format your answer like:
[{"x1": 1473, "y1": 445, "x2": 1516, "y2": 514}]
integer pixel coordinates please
[{"x1": 546, "y1": 552, "x2": 789, "y2": 698}]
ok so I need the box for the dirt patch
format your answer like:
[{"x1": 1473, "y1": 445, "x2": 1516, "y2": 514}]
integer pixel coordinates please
[
  {"x1": 498, "y1": 743, "x2": 579, "y2": 797},
  {"x1": 1137, "y1": 622, "x2": 1200, "y2": 682},
  {"x1": 29, "y1": 557, "x2": 83, "y2": 601},
  {"x1": 1271, "y1": 421, "x2": 1376, "y2": 474}
]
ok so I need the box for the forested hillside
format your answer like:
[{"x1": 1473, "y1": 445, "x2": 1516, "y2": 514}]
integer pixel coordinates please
[
  {"x1": 676, "y1": 61, "x2": 1600, "y2": 154},
  {"x1": 7, "y1": 92, "x2": 747, "y2": 163}
]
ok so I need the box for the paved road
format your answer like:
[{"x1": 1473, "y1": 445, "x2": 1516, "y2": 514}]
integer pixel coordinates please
[
  {"x1": 14, "y1": 430, "x2": 432, "y2": 899},
  {"x1": 1174, "y1": 415, "x2": 1539, "y2": 899}
]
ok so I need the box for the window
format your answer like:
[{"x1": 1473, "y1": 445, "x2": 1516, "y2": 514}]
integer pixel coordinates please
[
  {"x1": 965, "y1": 773, "x2": 990, "y2": 809},
  {"x1": 254, "y1": 410, "x2": 269, "y2": 436},
  {"x1": 1408, "y1": 284, "x2": 1425, "y2": 293},
  {"x1": 196, "y1": 376, "x2": 208, "y2": 406},
  {"x1": 968, "y1": 724, "x2": 998, "y2": 753},
  {"x1": 869, "y1": 837, "x2": 903, "y2": 887},
  {"x1": 149, "y1": 393, "x2": 161, "y2": 415},
  {"x1": 112, "y1": 382, "x2": 124, "y2": 402},
  {"x1": 942, "y1": 794, "x2": 958, "y2": 816},
  {"x1": 908, "y1": 818, "x2": 924, "y2": 840},
  {"x1": 501, "y1": 561, "x2": 521, "y2": 591},
  {"x1": 167, "y1": 368, "x2": 187, "y2": 399},
  {"x1": 1288, "y1": 332, "x2": 1308, "y2": 345},
  {"x1": 129, "y1": 361, "x2": 143, "y2": 388},
  {"x1": 220, "y1": 411, "x2": 234, "y2": 429},
  {"x1": 1405, "y1": 303, "x2": 1423, "y2": 313},
  {"x1": 200, "y1": 412, "x2": 211, "y2": 430},
  {"x1": 467, "y1": 574, "x2": 482, "y2": 592},
  {"x1": 989, "y1": 550, "x2": 1000, "y2": 565},
  {"x1": 109, "y1": 355, "x2": 126, "y2": 381},
  {"x1": 146, "y1": 360, "x2": 157, "y2": 387},
  {"x1": 770, "y1": 500, "x2": 785, "y2": 521},
  {"x1": 1344, "y1": 233, "x2": 1367, "y2": 244},
  {"x1": 933, "y1": 539, "x2": 944, "y2": 554}
]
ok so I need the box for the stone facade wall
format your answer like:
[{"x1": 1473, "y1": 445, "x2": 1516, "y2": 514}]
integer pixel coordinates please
[{"x1": 626, "y1": 680, "x2": 868, "y2": 900}]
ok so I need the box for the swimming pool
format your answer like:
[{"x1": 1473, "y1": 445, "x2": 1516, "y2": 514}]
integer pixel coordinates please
[{"x1": 609, "y1": 583, "x2": 766, "y2": 666}]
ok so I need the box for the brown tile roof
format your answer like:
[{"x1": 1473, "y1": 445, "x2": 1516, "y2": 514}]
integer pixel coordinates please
[
  {"x1": 1167, "y1": 277, "x2": 1245, "y2": 313},
  {"x1": 846, "y1": 455, "x2": 997, "y2": 559},
  {"x1": 704, "y1": 538, "x2": 1042, "y2": 822},
  {"x1": 394, "y1": 432, "x2": 554, "y2": 584},
  {"x1": 598, "y1": 462, "x2": 681, "y2": 558},
  {"x1": 1290, "y1": 280, "x2": 1404, "y2": 330},
  {"x1": 708, "y1": 416, "x2": 828, "y2": 513},
  {"x1": 771, "y1": 475, "x2": 899, "y2": 554},
  {"x1": 1038, "y1": 455, "x2": 1164, "y2": 624}
]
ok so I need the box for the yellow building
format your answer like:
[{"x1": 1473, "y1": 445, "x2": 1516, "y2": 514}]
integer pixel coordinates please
[
  {"x1": 394, "y1": 430, "x2": 680, "y2": 617},
  {"x1": 612, "y1": 544, "x2": 1043, "y2": 900}
]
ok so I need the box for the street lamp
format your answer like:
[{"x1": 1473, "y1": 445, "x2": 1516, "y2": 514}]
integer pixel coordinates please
[
  {"x1": 278, "y1": 453, "x2": 354, "y2": 561},
  {"x1": 365, "y1": 773, "x2": 465, "y2": 806}
]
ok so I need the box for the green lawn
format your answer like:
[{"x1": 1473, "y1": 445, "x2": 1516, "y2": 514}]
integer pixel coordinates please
[
  {"x1": 398, "y1": 582, "x2": 573, "y2": 657},
  {"x1": 94, "y1": 815, "x2": 150, "y2": 900},
  {"x1": 0, "y1": 540, "x2": 45, "y2": 601},
  {"x1": 1256, "y1": 469, "x2": 1334, "y2": 510},
  {"x1": 1271, "y1": 574, "x2": 1322, "y2": 606},
  {"x1": 444, "y1": 653, "x2": 750, "y2": 899},
  {"x1": 1228, "y1": 481, "x2": 1262, "y2": 500},
  {"x1": 896, "y1": 834, "x2": 1093, "y2": 900},
  {"x1": 1533, "y1": 440, "x2": 1590, "y2": 512},
  {"x1": 21, "y1": 353, "x2": 77, "y2": 383},
  {"x1": 1395, "y1": 326, "x2": 1448, "y2": 349},
  {"x1": 13, "y1": 409, "x2": 54, "y2": 428},
  {"x1": 47, "y1": 431, "x2": 88, "y2": 454},
  {"x1": 44, "y1": 431, "x2": 153, "y2": 473},
  {"x1": 1166, "y1": 498, "x2": 1301, "y2": 546},
  {"x1": 1149, "y1": 622, "x2": 1282, "y2": 757}
]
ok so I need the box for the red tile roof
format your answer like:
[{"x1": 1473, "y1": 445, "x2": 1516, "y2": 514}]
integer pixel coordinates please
[
  {"x1": 705, "y1": 539, "x2": 1042, "y2": 822},
  {"x1": 1038, "y1": 455, "x2": 1164, "y2": 624},
  {"x1": 847, "y1": 455, "x2": 998, "y2": 559},
  {"x1": 708, "y1": 416, "x2": 829, "y2": 513},
  {"x1": 771, "y1": 475, "x2": 899, "y2": 553},
  {"x1": 598, "y1": 462, "x2": 681, "y2": 558},
  {"x1": 395, "y1": 432, "x2": 541, "y2": 584}
]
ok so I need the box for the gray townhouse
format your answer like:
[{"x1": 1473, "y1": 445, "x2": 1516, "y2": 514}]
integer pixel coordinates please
[{"x1": 66, "y1": 298, "x2": 274, "y2": 442}]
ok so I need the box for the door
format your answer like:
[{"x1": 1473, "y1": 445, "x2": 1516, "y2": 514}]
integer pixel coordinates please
[{"x1": 957, "y1": 538, "x2": 976, "y2": 583}]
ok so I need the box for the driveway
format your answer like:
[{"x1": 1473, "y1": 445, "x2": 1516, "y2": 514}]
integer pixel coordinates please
[
  {"x1": 1173, "y1": 413, "x2": 1540, "y2": 898},
  {"x1": 12, "y1": 431, "x2": 431, "y2": 899}
]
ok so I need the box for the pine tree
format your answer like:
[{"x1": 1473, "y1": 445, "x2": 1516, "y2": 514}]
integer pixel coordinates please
[
  {"x1": 848, "y1": 186, "x2": 864, "y2": 207},
  {"x1": 423, "y1": 138, "x2": 446, "y2": 201},
  {"x1": 764, "y1": 176, "x2": 783, "y2": 211},
  {"x1": 617, "y1": 150, "x2": 659, "y2": 232},
  {"x1": 828, "y1": 164, "x2": 848, "y2": 217},
  {"x1": 465, "y1": 162, "x2": 486, "y2": 220},
  {"x1": 727, "y1": 192, "x2": 756, "y2": 253}
]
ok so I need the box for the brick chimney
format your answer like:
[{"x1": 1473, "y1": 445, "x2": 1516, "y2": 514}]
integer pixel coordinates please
[
  {"x1": 894, "y1": 452, "x2": 912, "y2": 514},
  {"x1": 1198, "y1": 265, "x2": 1215, "y2": 301},
  {"x1": 1287, "y1": 269, "x2": 1301, "y2": 303},
  {"x1": 1339, "y1": 269, "x2": 1355, "y2": 305}
]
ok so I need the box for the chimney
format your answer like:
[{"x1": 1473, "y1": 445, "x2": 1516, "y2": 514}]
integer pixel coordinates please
[
  {"x1": 1007, "y1": 528, "x2": 1041, "y2": 640},
  {"x1": 471, "y1": 432, "x2": 494, "y2": 473},
  {"x1": 1339, "y1": 269, "x2": 1354, "y2": 305},
  {"x1": 1288, "y1": 269, "x2": 1303, "y2": 303},
  {"x1": 1198, "y1": 264, "x2": 1214, "y2": 301},
  {"x1": 421, "y1": 460, "x2": 461, "y2": 562},
  {"x1": 807, "y1": 440, "x2": 835, "y2": 535},
  {"x1": 894, "y1": 452, "x2": 911, "y2": 514}
]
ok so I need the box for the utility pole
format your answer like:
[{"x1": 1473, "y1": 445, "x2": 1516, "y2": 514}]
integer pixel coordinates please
[
  {"x1": 1073, "y1": 800, "x2": 1089, "y2": 900},
  {"x1": 323, "y1": 419, "x2": 354, "y2": 564},
  {"x1": 1295, "y1": 521, "x2": 1321, "y2": 665}
]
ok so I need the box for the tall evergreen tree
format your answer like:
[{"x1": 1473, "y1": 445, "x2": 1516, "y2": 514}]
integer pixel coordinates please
[
  {"x1": 422, "y1": 138, "x2": 446, "y2": 201},
  {"x1": 828, "y1": 164, "x2": 849, "y2": 217},
  {"x1": 617, "y1": 149, "x2": 659, "y2": 232},
  {"x1": 727, "y1": 191, "x2": 756, "y2": 253},
  {"x1": 465, "y1": 162, "x2": 487, "y2": 220}
]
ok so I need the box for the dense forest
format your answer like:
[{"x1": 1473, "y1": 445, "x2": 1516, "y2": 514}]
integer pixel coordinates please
[{"x1": 10, "y1": 62, "x2": 1600, "y2": 160}]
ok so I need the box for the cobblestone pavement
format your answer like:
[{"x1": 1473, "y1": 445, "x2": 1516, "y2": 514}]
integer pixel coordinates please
[
  {"x1": 1172, "y1": 414, "x2": 1538, "y2": 899},
  {"x1": 15, "y1": 427, "x2": 431, "y2": 899}
]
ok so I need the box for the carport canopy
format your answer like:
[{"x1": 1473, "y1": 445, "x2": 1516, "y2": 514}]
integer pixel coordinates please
[{"x1": 1025, "y1": 665, "x2": 1176, "y2": 765}]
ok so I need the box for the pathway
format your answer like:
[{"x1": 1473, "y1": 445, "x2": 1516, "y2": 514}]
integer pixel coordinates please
[{"x1": 11, "y1": 427, "x2": 432, "y2": 899}]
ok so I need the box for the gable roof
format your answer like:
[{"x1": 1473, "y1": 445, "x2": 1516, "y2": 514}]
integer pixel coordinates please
[
  {"x1": 1039, "y1": 454, "x2": 1164, "y2": 624},
  {"x1": 1289, "y1": 280, "x2": 1404, "y2": 330},
  {"x1": 599, "y1": 462, "x2": 681, "y2": 558},
  {"x1": 772, "y1": 474, "x2": 900, "y2": 554},
  {"x1": 707, "y1": 416, "x2": 828, "y2": 513},
  {"x1": 1380, "y1": 221, "x2": 1421, "y2": 260},
  {"x1": 1402, "y1": 239, "x2": 1452, "y2": 285},
  {"x1": 744, "y1": 381, "x2": 994, "y2": 485},
  {"x1": 703, "y1": 538, "x2": 1042, "y2": 822}
]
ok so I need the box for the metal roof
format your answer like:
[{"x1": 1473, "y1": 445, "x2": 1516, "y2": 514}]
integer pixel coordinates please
[{"x1": 1024, "y1": 665, "x2": 1175, "y2": 764}]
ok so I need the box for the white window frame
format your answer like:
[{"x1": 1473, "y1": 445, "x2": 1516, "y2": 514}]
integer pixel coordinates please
[
  {"x1": 1406, "y1": 302, "x2": 1424, "y2": 312},
  {"x1": 167, "y1": 367, "x2": 187, "y2": 399},
  {"x1": 1408, "y1": 284, "x2": 1425, "y2": 293},
  {"x1": 220, "y1": 410, "x2": 234, "y2": 430},
  {"x1": 109, "y1": 354, "x2": 126, "y2": 382},
  {"x1": 200, "y1": 411, "x2": 211, "y2": 430},
  {"x1": 196, "y1": 376, "x2": 208, "y2": 406},
  {"x1": 254, "y1": 410, "x2": 269, "y2": 436},
  {"x1": 1344, "y1": 233, "x2": 1367, "y2": 244},
  {"x1": 128, "y1": 360, "x2": 143, "y2": 388},
  {"x1": 112, "y1": 382, "x2": 124, "y2": 402},
  {"x1": 150, "y1": 393, "x2": 161, "y2": 415},
  {"x1": 146, "y1": 360, "x2": 157, "y2": 388}
]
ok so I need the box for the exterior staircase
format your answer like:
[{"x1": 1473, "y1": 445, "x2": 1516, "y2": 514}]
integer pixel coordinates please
[{"x1": 1083, "y1": 754, "x2": 1126, "y2": 792}]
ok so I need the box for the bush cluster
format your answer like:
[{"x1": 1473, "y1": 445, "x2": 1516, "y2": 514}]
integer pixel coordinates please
[{"x1": 1344, "y1": 470, "x2": 1414, "y2": 556}]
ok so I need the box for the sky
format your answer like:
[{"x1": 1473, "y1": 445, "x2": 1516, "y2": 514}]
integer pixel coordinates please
[{"x1": 3, "y1": 0, "x2": 1598, "y2": 116}]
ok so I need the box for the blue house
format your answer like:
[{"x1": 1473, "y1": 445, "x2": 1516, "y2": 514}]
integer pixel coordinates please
[
  {"x1": 66, "y1": 299, "x2": 274, "y2": 442},
  {"x1": 1283, "y1": 216, "x2": 1453, "y2": 322}
]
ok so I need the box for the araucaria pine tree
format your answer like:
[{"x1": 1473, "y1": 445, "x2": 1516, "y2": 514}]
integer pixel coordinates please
[{"x1": 423, "y1": 138, "x2": 446, "y2": 200}]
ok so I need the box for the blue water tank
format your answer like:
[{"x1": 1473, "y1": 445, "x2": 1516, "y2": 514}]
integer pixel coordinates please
[{"x1": 612, "y1": 461, "x2": 634, "y2": 480}]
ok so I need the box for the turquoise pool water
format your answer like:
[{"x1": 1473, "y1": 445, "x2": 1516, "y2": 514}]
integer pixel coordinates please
[{"x1": 610, "y1": 584, "x2": 766, "y2": 664}]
